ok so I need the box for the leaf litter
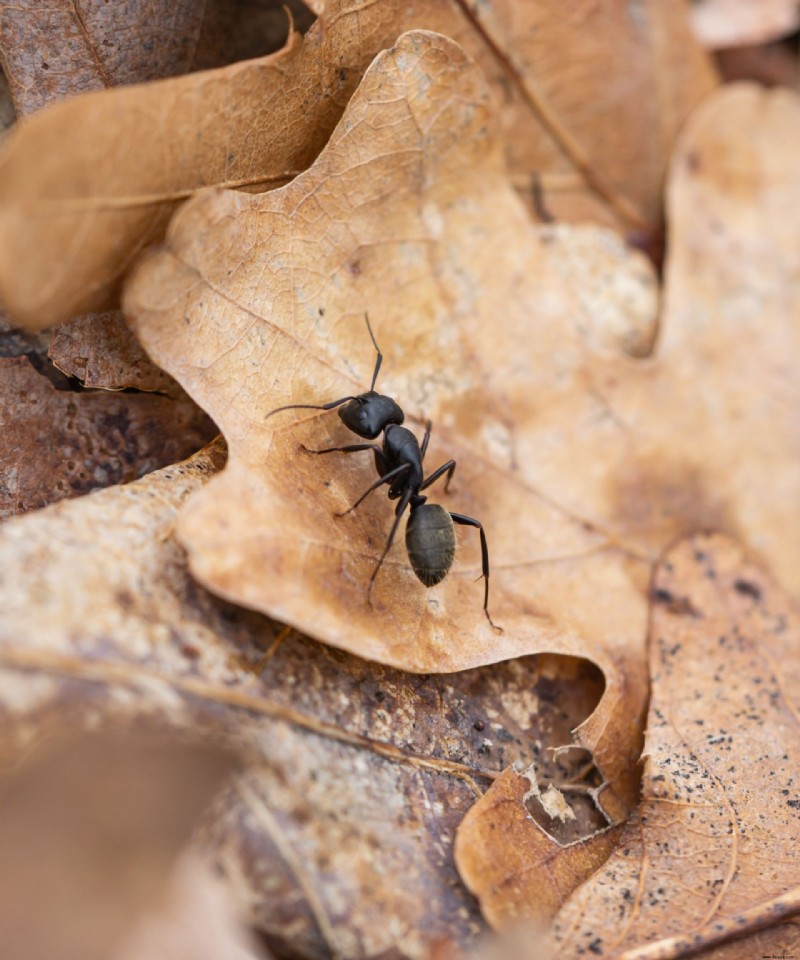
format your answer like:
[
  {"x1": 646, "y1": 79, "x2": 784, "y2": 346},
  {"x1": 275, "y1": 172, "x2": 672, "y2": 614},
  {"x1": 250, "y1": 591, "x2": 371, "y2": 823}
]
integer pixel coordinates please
[
  {"x1": 548, "y1": 533, "x2": 800, "y2": 960},
  {"x1": 0, "y1": 2, "x2": 797, "y2": 957},
  {"x1": 0, "y1": 0, "x2": 714, "y2": 329},
  {"x1": 0, "y1": 441, "x2": 611, "y2": 958},
  {"x1": 124, "y1": 34, "x2": 800, "y2": 815}
]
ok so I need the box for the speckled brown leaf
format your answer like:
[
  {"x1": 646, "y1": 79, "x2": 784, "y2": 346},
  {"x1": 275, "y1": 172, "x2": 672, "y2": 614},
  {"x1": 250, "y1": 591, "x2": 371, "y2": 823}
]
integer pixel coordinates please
[
  {"x1": 548, "y1": 533, "x2": 800, "y2": 960},
  {"x1": 124, "y1": 39, "x2": 800, "y2": 812},
  {"x1": 48, "y1": 312, "x2": 181, "y2": 393},
  {"x1": 690, "y1": 0, "x2": 800, "y2": 49},
  {"x1": 0, "y1": 355, "x2": 216, "y2": 518},
  {"x1": 0, "y1": 0, "x2": 713, "y2": 329},
  {"x1": 125, "y1": 31, "x2": 663, "y2": 806},
  {"x1": 0, "y1": 443, "x2": 613, "y2": 959},
  {"x1": 0, "y1": 0, "x2": 312, "y2": 116}
]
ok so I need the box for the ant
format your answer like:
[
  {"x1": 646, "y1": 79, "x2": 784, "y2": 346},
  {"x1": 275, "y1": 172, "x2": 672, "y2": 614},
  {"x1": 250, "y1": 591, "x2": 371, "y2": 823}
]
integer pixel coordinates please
[{"x1": 266, "y1": 314, "x2": 500, "y2": 630}]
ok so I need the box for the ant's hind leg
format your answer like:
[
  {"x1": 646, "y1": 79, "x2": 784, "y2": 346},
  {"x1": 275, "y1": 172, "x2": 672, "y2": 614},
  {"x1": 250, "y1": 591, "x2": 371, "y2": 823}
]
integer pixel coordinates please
[
  {"x1": 420, "y1": 459, "x2": 456, "y2": 494},
  {"x1": 449, "y1": 512, "x2": 502, "y2": 632}
]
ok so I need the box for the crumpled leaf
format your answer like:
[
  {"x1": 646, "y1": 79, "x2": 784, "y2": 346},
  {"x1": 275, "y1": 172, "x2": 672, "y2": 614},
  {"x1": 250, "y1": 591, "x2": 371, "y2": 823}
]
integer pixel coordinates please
[
  {"x1": 0, "y1": 0, "x2": 312, "y2": 116},
  {"x1": 549, "y1": 533, "x2": 800, "y2": 960},
  {"x1": 0, "y1": 442, "x2": 612, "y2": 959},
  {"x1": 125, "y1": 30, "x2": 665, "y2": 805},
  {"x1": 0, "y1": 355, "x2": 216, "y2": 518},
  {"x1": 690, "y1": 0, "x2": 800, "y2": 49},
  {"x1": 454, "y1": 766, "x2": 624, "y2": 929},
  {"x1": 0, "y1": 0, "x2": 713, "y2": 329},
  {"x1": 0, "y1": 731, "x2": 237, "y2": 960},
  {"x1": 125, "y1": 38, "x2": 800, "y2": 808},
  {"x1": 48, "y1": 312, "x2": 181, "y2": 393}
]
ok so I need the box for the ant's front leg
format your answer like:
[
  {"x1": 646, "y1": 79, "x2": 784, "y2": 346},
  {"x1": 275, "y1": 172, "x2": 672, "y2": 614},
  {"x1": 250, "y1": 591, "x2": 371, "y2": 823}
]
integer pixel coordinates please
[{"x1": 301, "y1": 442, "x2": 382, "y2": 458}]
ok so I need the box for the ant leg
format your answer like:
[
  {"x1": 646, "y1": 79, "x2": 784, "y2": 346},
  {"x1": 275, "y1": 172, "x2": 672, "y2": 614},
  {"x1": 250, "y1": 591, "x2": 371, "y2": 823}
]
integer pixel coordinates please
[
  {"x1": 420, "y1": 420, "x2": 433, "y2": 460},
  {"x1": 449, "y1": 512, "x2": 502, "y2": 632},
  {"x1": 302, "y1": 442, "x2": 382, "y2": 458},
  {"x1": 364, "y1": 312, "x2": 383, "y2": 391},
  {"x1": 265, "y1": 395, "x2": 357, "y2": 421},
  {"x1": 420, "y1": 459, "x2": 456, "y2": 494},
  {"x1": 338, "y1": 463, "x2": 410, "y2": 516},
  {"x1": 367, "y1": 487, "x2": 413, "y2": 604}
]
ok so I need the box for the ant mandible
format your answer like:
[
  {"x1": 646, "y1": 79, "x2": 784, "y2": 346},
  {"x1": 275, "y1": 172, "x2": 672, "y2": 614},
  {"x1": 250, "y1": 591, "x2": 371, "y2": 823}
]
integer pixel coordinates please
[{"x1": 266, "y1": 314, "x2": 500, "y2": 630}]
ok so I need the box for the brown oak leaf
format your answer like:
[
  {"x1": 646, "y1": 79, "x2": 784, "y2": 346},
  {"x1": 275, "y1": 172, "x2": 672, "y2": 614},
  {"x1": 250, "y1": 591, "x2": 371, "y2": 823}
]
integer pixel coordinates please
[
  {"x1": 548, "y1": 533, "x2": 800, "y2": 960},
  {"x1": 0, "y1": 442, "x2": 611, "y2": 959},
  {"x1": 124, "y1": 37, "x2": 800, "y2": 807},
  {"x1": 0, "y1": 0, "x2": 713, "y2": 329},
  {"x1": 0, "y1": 0, "x2": 312, "y2": 116},
  {"x1": 123, "y1": 30, "x2": 669, "y2": 805},
  {"x1": 0, "y1": 355, "x2": 216, "y2": 518}
]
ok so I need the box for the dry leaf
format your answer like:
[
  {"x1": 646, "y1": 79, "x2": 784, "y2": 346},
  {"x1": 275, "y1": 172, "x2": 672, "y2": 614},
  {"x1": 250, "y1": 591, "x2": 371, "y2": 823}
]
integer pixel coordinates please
[
  {"x1": 48, "y1": 311, "x2": 182, "y2": 393},
  {"x1": 690, "y1": 0, "x2": 800, "y2": 49},
  {"x1": 0, "y1": 442, "x2": 614, "y2": 958},
  {"x1": 0, "y1": 731, "x2": 236, "y2": 960},
  {"x1": 125, "y1": 39, "x2": 800, "y2": 808},
  {"x1": 454, "y1": 767, "x2": 624, "y2": 928},
  {"x1": 124, "y1": 30, "x2": 665, "y2": 805},
  {"x1": 715, "y1": 40, "x2": 800, "y2": 90},
  {"x1": 0, "y1": 0, "x2": 312, "y2": 116},
  {"x1": 0, "y1": 355, "x2": 216, "y2": 518},
  {"x1": 0, "y1": 0, "x2": 713, "y2": 329},
  {"x1": 549, "y1": 533, "x2": 800, "y2": 960}
]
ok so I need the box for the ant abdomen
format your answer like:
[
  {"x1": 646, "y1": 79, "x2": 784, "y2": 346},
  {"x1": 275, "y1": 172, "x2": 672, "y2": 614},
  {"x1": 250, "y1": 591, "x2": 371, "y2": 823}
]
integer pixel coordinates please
[{"x1": 405, "y1": 503, "x2": 456, "y2": 587}]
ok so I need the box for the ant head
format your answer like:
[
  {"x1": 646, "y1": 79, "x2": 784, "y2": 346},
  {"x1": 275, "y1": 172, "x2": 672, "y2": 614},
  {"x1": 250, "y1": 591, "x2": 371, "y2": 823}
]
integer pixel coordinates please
[{"x1": 338, "y1": 391, "x2": 404, "y2": 439}]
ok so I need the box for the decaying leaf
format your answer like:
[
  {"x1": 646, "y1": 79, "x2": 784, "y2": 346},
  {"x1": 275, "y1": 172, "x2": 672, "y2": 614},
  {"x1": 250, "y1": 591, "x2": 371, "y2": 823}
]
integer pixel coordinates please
[
  {"x1": 48, "y1": 311, "x2": 181, "y2": 393},
  {"x1": 0, "y1": 442, "x2": 615, "y2": 958},
  {"x1": 0, "y1": 355, "x2": 216, "y2": 518},
  {"x1": 549, "y1": 533, "x2": 800, "y2": 960},
  {"x1": 124, "y1": 36, "x2": 800, "y2": 811},
  {"x1": 0, "y1": 731, "x2": 237, "y2": 960},
  {"x1": 454, "y1": 766, "x2": 624, "y2": 929},
  {"x1": 0, "y1": 0, "x2": 713, "y2": 329},
  {"x1": 690, "y1": 0, "x2": 800, "y2": 49},
  {"x1": 0, "y1": 0, "x2": 312, "y2": 116}
]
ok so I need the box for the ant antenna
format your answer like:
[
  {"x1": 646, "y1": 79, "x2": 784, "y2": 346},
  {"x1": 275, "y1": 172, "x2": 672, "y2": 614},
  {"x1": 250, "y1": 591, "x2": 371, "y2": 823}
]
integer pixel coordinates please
[
  {"x1": 265, "y1": 396, "x2": 357, "y2": 421},
  {"x1": 364, "y1": 312, "x2": 383, "y2": 391}
]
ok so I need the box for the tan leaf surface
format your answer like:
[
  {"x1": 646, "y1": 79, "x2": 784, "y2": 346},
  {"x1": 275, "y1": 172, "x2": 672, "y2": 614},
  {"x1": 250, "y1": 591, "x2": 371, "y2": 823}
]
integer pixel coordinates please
[
  {"x1": 0, "y1": 355, "x2": 216, "y2": 518},
  {"x1": 0, "y1": 0, "x2": 311, "y2": 116},
  {"x1": 0, "y1": 0, "x2": 713, "y2": 330},
  {"x1": 454, "y1": 767, "x2": 624, "y2": 928},
  {"x1": 48, "y1": 311, "x2": 181, "y2": 393},
  {"x1": 0, "y1": 732, "x2": 237, "y2": 960},
  {"x1": 690, "y1": 0, "x2": 800, "y2": 49},
  {"x1": 125, "y1": 31, "x2": 664, "y2": 804},
  {"x1": 549, "y1": 533, "x2": 800, "y2": 960},
  {"x1": 125, "y1": 40, "x2": 800, "y2": 805},
  {"x1": 0, "y1": 443, "x2": 612, "y2": 958}
]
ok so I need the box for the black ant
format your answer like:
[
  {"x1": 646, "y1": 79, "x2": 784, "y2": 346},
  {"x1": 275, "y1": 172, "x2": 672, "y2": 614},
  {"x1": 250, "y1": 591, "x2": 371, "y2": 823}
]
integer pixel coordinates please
[{"x1": 266, "y1": 315, "x2": 500, "y2": 630}]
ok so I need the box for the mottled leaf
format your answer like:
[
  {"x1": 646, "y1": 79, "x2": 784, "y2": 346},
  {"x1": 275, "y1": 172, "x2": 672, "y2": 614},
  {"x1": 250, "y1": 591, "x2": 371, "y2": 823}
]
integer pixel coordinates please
[
  {"x1": 0, "y1": 0, "x2": 713, "y2": 328},
  {"x1": 550, "y1": 534, "x2": 800, "y2": 960}
]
